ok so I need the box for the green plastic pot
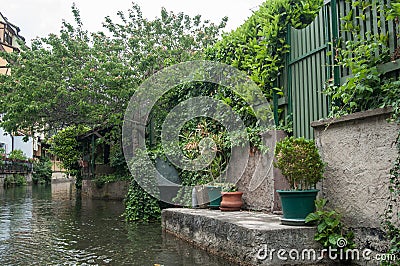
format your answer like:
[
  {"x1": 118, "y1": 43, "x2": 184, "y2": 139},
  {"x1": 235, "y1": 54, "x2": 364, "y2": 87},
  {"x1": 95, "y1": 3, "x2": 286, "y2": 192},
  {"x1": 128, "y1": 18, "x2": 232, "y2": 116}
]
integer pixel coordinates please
[
  {"x1": 276, "y1": 189, "x2": 319, "y2": 225},
  {"x1": 207, "y1": 186, "x2": 222, "y2": 209}
]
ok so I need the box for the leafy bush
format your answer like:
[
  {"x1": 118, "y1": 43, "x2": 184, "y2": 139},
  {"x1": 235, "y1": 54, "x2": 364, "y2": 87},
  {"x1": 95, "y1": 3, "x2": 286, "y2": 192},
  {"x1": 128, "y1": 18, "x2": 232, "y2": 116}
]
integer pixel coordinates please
[
  {"x1": 32, "y1": 157, "x2": 52, "y2": 184},
  {"x1": 205, "y1": 0, "x2": 323, "y2": 129},
  {"x1": 48, "y1": 125, "x2": 89, "y2": 188},
  {"x1": 14, "y1": 174, "x2": 27, "y2": 186},
  {"x1": 4, "y1": 174, "x2": 27, "y2": 188},
  {"x1": 325, "y1": 35, "x2": 390, "y2": 116},
  {"x1": 8, "y1": 149, "x2": 27, "y2": 161},
  {"x1": 274, "y1": 136, "x2": 325, "y2": 190},
  {"x1": 306, "y1": 199, "x2": 355, "y2": 252}
]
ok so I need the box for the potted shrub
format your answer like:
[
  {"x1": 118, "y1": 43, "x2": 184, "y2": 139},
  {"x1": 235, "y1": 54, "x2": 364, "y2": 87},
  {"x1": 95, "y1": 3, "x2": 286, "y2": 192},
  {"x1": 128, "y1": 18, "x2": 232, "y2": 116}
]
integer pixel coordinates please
[
  {"x1": 274, "y1": 136, "x2": 325, "y2": 225},
  {"x1": 219, "y1": 183, "x2": 243, "y2": 211}
]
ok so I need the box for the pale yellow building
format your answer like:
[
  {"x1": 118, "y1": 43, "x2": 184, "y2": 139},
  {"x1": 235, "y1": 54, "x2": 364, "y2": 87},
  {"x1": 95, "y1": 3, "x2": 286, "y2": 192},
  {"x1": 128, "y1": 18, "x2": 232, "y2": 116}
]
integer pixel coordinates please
[{"x1": 0, "y1": 12, "x2": 24, "y2": 75}]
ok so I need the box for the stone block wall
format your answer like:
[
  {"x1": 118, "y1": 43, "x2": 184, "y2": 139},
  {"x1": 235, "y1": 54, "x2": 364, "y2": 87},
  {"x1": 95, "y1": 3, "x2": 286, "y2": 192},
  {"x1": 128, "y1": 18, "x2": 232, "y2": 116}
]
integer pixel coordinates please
[
  {"x1": 311, "y1": 108, "x2": 400, "y2": 255},
  {"x1": 0, "y1": 173, "x2": 32, "y2": 186},
  {"x1": 81, "y1": 180, "x2": 129, "y2": 200}
]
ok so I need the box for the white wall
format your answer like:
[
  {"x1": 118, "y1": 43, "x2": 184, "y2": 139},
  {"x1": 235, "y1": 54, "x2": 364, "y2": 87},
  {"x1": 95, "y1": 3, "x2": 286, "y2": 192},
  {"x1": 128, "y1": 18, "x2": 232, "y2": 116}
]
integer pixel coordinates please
[{"x1": 0, "y1": 127, "x2": 33, "y2": 158}]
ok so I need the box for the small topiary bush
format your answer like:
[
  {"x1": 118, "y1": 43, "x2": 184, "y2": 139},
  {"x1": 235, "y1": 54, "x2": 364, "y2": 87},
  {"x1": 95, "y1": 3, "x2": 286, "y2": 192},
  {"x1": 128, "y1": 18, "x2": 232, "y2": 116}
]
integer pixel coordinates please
[{"x1": 274, "y1": 136, "x2": 325, "y2": 190}]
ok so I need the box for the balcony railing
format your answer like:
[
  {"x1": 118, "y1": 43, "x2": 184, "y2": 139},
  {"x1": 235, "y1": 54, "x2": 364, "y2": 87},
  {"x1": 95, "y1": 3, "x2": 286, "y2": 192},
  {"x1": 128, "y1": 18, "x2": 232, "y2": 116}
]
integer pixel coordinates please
[{"x1": 0, "y1": 158, "x2": 33, "y2": 174}]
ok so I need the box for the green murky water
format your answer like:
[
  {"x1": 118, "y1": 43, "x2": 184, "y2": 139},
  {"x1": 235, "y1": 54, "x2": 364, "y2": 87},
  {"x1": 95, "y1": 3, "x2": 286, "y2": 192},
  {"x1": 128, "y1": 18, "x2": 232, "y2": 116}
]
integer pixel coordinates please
[{"x1": 0, "y1": 183, "x2": 232, "y2": 265}]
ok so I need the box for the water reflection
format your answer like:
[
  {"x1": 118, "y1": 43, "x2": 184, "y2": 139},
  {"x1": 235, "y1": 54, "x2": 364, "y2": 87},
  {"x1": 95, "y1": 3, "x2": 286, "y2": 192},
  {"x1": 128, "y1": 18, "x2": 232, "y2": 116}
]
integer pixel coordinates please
[{"x1": 0, "y1": 183, "x2": 232, "y2": 265}]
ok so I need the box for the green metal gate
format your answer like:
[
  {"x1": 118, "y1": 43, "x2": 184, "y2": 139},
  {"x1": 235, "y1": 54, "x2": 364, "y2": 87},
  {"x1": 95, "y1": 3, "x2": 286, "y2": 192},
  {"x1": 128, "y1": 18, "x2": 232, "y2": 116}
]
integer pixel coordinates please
[{"x1": 284, "y1": 1, "x2": 336, "y2": 139}]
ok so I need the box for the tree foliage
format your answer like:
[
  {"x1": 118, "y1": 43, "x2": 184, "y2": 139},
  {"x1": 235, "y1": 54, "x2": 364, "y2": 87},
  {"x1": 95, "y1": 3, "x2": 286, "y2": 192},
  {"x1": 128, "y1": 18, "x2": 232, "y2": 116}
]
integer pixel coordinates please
[
  {"x1": 0, "y1": 3, "x2": 226, "y2": 136},
  {"x1": 47, "y1": 125, "x2": 88, "y2": 188},
  {"x1": 0, "y1": 5, "x2": 135, "y2": 134}
]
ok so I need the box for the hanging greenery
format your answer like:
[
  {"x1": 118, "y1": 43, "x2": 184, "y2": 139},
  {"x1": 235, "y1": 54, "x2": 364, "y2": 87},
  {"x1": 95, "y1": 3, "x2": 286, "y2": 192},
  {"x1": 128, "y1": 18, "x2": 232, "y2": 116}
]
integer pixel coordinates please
[{"x1": 205, "y1": 0, "x2": 323, "y2": 98}]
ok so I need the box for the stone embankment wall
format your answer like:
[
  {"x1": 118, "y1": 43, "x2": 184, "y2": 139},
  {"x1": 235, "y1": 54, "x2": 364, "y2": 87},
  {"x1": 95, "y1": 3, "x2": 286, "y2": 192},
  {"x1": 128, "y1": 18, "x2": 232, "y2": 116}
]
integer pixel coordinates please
[
  {"x1": 0, "y1": 173, "x2": 32, "y2": 186},
  {"x1": 81, "y1": 180, "x2": 129, "y2": 200},
  {"x1": 312, "y1": 108, "x2": 400, "y2": 255},
  {"x1": 162, "y1": 209, "x2": 319, "y2": 265}
]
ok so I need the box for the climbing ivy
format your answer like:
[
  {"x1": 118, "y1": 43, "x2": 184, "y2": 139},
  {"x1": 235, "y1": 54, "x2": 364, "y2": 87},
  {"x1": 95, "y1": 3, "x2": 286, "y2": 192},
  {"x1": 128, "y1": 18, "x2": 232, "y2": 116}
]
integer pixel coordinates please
[
  {"x1": 382, "y1": 131, "x2": 400, "y2": 265},
  {"x1": 383, "y1": 77, "x2": 400, "y2": 265},
  {"x1": 123, "y1": 180, "x2": 161, "y2": 223},
  {"x1": 205, "y1": 0, "x2": 323, "y2": 99},
  {"x1": 325, "y1": 0, "x2": 393, "y2": 116},
  {"x1": 123, "y1": 148, "x2": 161, "y2": 222}
]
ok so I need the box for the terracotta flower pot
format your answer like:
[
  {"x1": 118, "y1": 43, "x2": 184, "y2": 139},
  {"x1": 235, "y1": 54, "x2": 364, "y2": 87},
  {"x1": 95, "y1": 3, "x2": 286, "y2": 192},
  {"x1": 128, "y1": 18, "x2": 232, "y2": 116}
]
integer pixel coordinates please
[{"x1": 219, "y1": 191, "x2": 243, "y2": 211}]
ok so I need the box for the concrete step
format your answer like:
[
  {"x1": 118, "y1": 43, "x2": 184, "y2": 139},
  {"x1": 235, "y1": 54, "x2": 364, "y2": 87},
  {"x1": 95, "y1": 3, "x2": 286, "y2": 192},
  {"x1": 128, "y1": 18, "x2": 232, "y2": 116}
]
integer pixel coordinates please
[{"x1": 162, "y1": 208, "x2": 330, "y2": 265}]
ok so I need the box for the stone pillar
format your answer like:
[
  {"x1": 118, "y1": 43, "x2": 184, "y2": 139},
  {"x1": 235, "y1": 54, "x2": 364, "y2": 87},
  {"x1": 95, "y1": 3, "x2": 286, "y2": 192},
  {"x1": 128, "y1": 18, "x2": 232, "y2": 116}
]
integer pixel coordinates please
[{"x1": 236, "y1": 130, "x2": 289, "y2": 212}]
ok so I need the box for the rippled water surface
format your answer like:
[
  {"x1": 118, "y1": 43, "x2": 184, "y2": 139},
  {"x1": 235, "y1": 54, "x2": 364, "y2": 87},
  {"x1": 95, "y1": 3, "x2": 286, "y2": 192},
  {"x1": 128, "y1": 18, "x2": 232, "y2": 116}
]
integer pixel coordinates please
[{"x1": 0, "y1": 183, "x2": 231, "y2": 265}]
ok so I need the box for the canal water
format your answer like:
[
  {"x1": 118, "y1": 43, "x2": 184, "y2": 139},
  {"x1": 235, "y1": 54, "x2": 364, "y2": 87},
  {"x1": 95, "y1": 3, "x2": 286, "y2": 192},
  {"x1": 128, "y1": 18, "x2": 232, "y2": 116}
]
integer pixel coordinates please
[{"x1": 0, "y1": 183, "x2": 232, "y2": 266}]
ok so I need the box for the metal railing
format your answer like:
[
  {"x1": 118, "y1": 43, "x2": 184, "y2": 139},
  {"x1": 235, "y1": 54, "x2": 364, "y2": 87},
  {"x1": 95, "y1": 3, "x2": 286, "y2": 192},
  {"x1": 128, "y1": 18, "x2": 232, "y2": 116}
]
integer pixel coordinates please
[{"x1": 0, "y1": 158, "x2": 33, "y2": 174}]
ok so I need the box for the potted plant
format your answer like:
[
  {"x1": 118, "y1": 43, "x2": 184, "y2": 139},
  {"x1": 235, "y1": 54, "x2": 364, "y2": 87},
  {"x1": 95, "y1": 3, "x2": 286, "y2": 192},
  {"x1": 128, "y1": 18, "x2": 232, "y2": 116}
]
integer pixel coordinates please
[
  {"x1": 274, "y1": 136, "x2": 325, "y2": 225},
  {"x1": 219, "y1": 183, "x2": 243, "y2": 211}
]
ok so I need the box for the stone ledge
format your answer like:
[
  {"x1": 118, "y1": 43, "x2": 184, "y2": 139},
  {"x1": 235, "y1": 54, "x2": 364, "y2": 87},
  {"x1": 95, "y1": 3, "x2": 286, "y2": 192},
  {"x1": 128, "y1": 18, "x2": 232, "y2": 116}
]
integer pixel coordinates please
[
  {"x1": 162, "y1": 208, "x2": 322, "y2": 265},
  {"x1": 311, "y1": 107, "x2": 393, "y2": 128}
]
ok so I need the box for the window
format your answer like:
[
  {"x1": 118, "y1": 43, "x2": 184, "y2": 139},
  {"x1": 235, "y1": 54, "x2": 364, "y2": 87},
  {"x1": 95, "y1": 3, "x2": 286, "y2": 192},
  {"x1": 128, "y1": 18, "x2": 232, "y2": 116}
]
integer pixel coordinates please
[{"x1": 4, "y1": 32, "x2": 12, "y2": 45}]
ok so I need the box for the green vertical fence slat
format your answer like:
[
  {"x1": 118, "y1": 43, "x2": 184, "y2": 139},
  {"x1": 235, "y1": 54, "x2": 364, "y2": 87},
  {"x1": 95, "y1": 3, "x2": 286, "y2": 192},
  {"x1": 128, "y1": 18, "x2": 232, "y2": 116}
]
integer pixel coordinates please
[
  {"x1": 369, "y1": 2, "x2": 375, "y2": 35},
  {"x1": 307, "y1": 56, "x2": 313, "y2": 139},
  {"x1": 372, "y1": 1, "x2": 380, "y2": 57},
  {"x1": 301, "y1": 59, "x2": 306, "y2": 137},
  {"x1": 287, "y1": 25, "x2": 293, "y2": 117},
  {"x1": 311, "y1": 21, "x2": 318, "y2": 129},
  {"x1": 316, "y1": 50, "x2": 322, "y2": 120},
  {"x1": 366, "y1": 6, "x2": 371, "y2": 39},
  {"x1": 295, "y1": 63, "x2": 301, "y2": 137},
  {"x1": 306, "y1": 25, "x2": 311, "y2": 53}
]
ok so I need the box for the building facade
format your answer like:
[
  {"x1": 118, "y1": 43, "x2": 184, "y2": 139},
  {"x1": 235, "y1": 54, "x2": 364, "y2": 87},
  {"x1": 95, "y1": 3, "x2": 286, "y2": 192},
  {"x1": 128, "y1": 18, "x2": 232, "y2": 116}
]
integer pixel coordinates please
[{"x1": 0, "y1": 12, "x2": 38, "y2": 159}]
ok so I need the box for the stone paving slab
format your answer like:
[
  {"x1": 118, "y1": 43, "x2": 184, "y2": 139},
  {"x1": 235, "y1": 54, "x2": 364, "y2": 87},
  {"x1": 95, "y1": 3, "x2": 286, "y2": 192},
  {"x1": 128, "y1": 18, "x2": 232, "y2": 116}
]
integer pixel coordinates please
[
  {"x1": 165, "y1": 208, "x2": 313, "y2": 231},
  {"x1": 162, "y1": 208, "x2": 327, "y2": 265}
]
